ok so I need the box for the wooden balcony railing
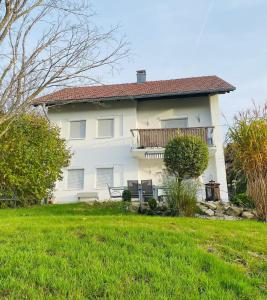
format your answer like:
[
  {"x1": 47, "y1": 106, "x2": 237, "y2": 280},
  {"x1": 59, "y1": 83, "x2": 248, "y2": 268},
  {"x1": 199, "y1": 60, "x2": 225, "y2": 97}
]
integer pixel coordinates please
[{"x1": 130, "y1": 127, "x2": 214, "y2": 148}]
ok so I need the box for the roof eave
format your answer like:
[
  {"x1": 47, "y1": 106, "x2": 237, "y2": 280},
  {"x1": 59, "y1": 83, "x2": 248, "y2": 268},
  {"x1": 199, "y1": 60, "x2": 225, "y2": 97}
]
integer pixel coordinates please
[{"x1": 33, "y1": 87, "x2": 236, "y2": 107}]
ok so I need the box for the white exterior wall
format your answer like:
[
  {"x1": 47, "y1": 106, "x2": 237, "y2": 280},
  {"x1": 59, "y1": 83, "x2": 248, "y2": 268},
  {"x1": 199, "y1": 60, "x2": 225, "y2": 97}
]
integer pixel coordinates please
[
  {"x1": 136, "y1": 97, "x2": 226, "y2": 200},
  {"x1": 48, "y1": 95, "x2": 228, "y2": 203},
  {"x1": 49, "y1": 100, "x2": 139, "y2": 202},
  {"x1": 208, "y1": 95, "x2": 228, "y2": 201},
  {"x1": 136, "y1": 97, "x2": 212, "y2": 128}
]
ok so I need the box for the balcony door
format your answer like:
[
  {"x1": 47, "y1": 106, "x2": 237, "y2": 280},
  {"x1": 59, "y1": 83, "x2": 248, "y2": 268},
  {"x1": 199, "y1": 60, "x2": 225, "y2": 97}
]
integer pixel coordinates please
[{"x1": 161, "y1": 118, "x2": 188, "y2": 129}]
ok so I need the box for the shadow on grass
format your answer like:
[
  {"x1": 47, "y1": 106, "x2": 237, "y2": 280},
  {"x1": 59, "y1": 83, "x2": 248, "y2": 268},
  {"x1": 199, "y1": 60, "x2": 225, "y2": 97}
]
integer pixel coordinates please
[{"x1": 0, "y1": 202, "x2": 131, "y2": 218}]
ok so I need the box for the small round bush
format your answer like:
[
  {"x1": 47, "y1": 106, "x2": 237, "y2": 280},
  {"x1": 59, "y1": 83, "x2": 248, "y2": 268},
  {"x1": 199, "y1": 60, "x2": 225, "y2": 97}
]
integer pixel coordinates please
[
  {"x1": 122, "y1": 190, "x2": 131, "y2": 202},
  {"x1": 164, "y1": 135, "x2": 209, "y2": 180},
  {"x1": 148, "y1": 198, "x2": 157, "y2": 210}
]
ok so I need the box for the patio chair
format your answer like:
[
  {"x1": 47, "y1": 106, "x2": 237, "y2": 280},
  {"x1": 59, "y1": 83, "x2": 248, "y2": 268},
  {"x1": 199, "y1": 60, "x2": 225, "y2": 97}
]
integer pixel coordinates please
[
  {"x1": 141, "y1": 180, "x2": 153, "y2": 201},
  {"x1": 127, "y1": 180, "x2": 139, "y2": 199},
  {"x1": 107, "y1": 184, "x2": 123, "y2": 199}
]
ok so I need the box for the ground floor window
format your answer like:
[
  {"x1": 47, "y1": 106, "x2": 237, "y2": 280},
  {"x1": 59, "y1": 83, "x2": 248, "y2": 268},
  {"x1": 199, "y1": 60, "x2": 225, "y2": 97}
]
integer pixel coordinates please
[
  {"x1": 67, "y1": 169, "x2": 84, "y2": 190},
  {"x1": 96, "y1": 168, "x2": 113, "y2": 188}
]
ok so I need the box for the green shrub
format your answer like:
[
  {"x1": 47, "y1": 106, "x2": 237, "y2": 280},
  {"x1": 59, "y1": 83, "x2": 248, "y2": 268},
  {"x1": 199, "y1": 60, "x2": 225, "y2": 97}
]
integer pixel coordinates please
[
  {"x1": 122, "y1": 190, "x2": 131, "y2": 202},
  {"x1": 227, "y1": 104, "x2": 267, "y2": 221},
  {"x1": 164, "y1": 135, "x2": 209, "y2": 181},
  {"x1": 148, "y1": 198, "x2": 157, "y2": 210},
  {"x1": 231, "y1": 193, "x2": 254, "y2": 208},
  {"x1": 165, "y1": 179, "x2": 198, "y2": 216},
  {"x1": 0, "y1": 114, "x2": 71, "y2": 207}
]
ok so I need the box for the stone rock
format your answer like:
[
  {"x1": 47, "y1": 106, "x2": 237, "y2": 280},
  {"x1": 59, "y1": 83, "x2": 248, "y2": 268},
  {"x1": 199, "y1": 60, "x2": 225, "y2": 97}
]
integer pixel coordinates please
[
  {"x1": 223, "y1": 215, "x2": 240, "y2": 220},
  {"x1": 197, "y1": 204, "x2": 207, "y2": 210},
  {"x1": 205, "y1": 209, "x2": 215, "y2": 216},
  {"x1": 214, "y1": 212, "x2": 225, "y2": 217},
  {"x1": 196, "y1": 203, "x2": 207, "y2": 214},
  {"x1": 242, "y1": 211, "x2": 255, "y2": 219},
  {"x1": 226, "y1": 206, "x2": 243, "y2": 217},
  {"x1": 195, "y1": 201, "x2": 255, "y2": 220},
  {"x1": 129, "y1": 205, "x2": 139, "y2": 213},
  {"x1": 205, "y1": 201, "x2": 218, "y2": 210},
  {"x1": 223, "y1": 204, "x2": 230, "y2": 211}
]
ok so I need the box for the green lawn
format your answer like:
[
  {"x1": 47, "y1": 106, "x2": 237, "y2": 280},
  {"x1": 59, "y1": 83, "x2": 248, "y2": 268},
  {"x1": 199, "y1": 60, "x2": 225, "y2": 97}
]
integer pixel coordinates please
[{"x1": 0, "y1": 203, "x2": 266, "y2": 300}]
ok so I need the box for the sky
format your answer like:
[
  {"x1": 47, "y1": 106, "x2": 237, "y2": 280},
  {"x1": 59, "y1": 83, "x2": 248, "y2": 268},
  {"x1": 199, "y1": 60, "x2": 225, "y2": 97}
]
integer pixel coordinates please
[{"x1": 90, "y1": 0, "x2": 267, "y2": 127}]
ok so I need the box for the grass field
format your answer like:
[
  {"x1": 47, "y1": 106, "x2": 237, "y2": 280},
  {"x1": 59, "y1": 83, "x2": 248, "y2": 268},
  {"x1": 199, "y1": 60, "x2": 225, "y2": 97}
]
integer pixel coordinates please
[{"x1": 0, "y1": 202, "x2": 266, "y2": 299}]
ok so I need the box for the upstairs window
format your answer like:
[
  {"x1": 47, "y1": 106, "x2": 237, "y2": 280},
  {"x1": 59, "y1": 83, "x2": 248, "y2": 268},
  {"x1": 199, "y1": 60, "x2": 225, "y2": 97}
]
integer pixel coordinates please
[
  {"x1": 97, "y1": 118, "x2": 114, "y2": 138},
  {"x1": 161, "y1": 118, "x2": 188, "y2": 129},
  {"x1": 96, "y1": 168, "x2": 113, "y2": 188},
  {"x1": 69, "y1": 120, "x2": 86, "y2": 139},
  {"x1": 67, "y1": 169, "x2": 84, "y2": 190}
]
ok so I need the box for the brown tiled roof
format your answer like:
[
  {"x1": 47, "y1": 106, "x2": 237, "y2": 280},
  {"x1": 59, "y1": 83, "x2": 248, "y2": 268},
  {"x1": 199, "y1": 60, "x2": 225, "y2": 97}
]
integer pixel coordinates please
[{"x1": 35, "y1": 75, "x2": 235, "y2": 105}]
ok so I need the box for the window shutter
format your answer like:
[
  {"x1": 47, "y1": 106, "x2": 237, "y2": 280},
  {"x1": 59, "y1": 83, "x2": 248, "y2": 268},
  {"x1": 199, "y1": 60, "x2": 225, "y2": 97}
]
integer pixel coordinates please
[
  {"x1": 98, "y1": 119, "x2": 114, "y2": 137},
  {"x1": 70, "y1": 120, "x2": 86, "y2": 139},
  {"x1": 96, "y1": 168, "x2": 113, "y2": 188},
  {"x1": 161, "y1": 118, "x2": 188, "y2": 129},
  {"x1": 67, "y1": 169, "x2": 84, "y2": 189}
]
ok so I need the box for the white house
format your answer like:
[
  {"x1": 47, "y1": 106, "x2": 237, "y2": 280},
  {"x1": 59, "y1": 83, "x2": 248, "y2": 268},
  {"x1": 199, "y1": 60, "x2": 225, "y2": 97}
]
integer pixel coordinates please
[{"x1": 37, "y1": 71, "x2": 235, "y2": 203}]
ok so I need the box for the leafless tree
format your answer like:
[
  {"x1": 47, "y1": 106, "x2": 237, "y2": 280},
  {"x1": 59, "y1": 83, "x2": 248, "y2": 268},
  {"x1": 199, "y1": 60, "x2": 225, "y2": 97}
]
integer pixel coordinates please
[{"x1": 0, "y1": 0, "x2": 128, "y2": 129}]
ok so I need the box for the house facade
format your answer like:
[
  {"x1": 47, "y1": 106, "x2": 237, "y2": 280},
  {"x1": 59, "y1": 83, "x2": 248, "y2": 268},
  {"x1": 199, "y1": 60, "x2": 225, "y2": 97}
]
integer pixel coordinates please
[{"x1": 37, "y1": 71, "x2": 235, "y2": 203}]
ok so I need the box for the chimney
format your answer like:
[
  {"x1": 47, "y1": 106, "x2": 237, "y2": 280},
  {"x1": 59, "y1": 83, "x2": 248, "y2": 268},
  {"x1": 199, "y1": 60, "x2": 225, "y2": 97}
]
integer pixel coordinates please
[{"x1": 136, "y1": 70, "x2": 146, "y2": 83}]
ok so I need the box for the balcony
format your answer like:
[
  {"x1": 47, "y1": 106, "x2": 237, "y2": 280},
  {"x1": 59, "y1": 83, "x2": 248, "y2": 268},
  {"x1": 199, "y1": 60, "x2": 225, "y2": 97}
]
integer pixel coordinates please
[{"x1": 130, "y1": 127, "x2": 214, "y2": 159}]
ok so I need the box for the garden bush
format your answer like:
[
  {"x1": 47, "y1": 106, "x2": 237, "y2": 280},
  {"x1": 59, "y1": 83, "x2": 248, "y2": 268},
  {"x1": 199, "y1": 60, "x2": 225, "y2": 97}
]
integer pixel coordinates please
[
  {"x1": 230, "y1": 193, "x2": 254, "y2": 208},
  {"x1": 122, "y1": 190, "x2": 131, "y2": 202},
  {"x1": 0, "y1": 114, "x2": 71, "y2": 207},
  {"x1": 165, "y1": 179, "x2": 198, "y2": 216},
  {"x1": 148, "y1": 198, "x2": 157, "y2": 210}
]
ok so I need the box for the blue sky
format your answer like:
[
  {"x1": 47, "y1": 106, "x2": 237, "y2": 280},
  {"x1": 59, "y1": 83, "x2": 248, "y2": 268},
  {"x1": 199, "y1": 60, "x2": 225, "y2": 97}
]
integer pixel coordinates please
[{"x1": 91, "y1": 0, "x2": 267, "y2": 126}]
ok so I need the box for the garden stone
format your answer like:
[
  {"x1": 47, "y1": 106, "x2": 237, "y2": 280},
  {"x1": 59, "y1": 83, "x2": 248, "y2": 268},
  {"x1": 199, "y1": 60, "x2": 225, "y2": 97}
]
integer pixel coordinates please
[
  {"x1": 223, "y1": 205, "x2": 230, "y2": 211},
  {"x1": 205, "y1": 209, "x2": 215, "y2": 216},
  {"x1": 197, "y1": 204, "x2": 207, "y2": 213},
  {"x1": 242, "y1": 211, "x2": 255, "y2": 219},
  {"x1": 198, "y1": 200, "x2": 207, "y2": 206},
  {"x1": 205, "y1": 201, "x2": 218, "y2": 210},
  {"x1": 129, "y1": 204, "x2": 139, "y2": 213},
  {"x1": 223, "y1": 215, "x2": 240, "y2": 220},
  {"x1": 214, "y1": 212, "x2": 225, "y2": 217},
  {"x1": 226, "y1": 206, "x2": 243, "y2": 217}
]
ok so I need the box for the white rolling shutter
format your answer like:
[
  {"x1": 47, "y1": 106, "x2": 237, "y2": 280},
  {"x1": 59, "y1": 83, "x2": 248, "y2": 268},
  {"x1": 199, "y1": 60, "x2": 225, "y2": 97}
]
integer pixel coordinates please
[
  {"x1": 69, "y1": 120, "x2": 86, "y2": 139},
  {"x1": 161, "y1": 118, "x2": 188, "y2": 129},
  {"x1": 96, "y1": 168, "x2": 113, "y2": 188},
  {"x1": 98, "y1": 119, "x2": 114, "y2": 137},
  {"x1": 67, "y1": 169, "x2": 84, "y2": 189}
]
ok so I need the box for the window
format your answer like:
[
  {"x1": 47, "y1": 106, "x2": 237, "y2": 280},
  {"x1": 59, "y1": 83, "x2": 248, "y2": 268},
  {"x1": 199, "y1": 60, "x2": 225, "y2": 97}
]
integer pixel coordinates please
[
  {"x1": 67, "y1": 169, "x2": 84, "y2": 190},
  {"x1": 69, "y1": 120, "x2": 86, "y2": 139},
  {"x1": 98, "y1": 119, "x2": 114, "y2": 138},
  {"x1": 161, "y1": 118, "x2": 188, "y2": 129},
  {"x1": 96, "y1": 168, "x2": 113, "y2": 188}
]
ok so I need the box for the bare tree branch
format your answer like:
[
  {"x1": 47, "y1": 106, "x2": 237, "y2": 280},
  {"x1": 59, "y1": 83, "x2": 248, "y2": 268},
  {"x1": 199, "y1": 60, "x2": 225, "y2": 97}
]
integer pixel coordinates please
[{"x1": 0, "y1": 0, "x2": 129, "y2": 130}]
